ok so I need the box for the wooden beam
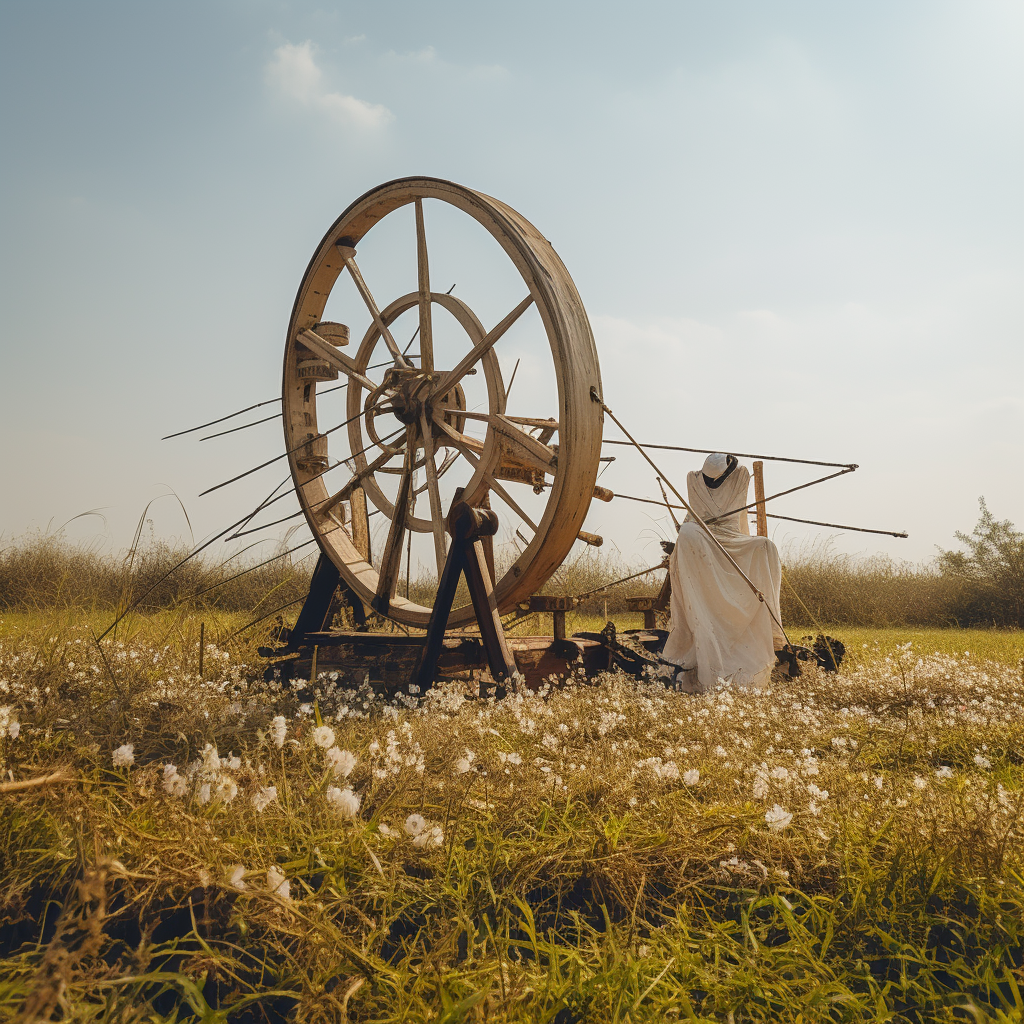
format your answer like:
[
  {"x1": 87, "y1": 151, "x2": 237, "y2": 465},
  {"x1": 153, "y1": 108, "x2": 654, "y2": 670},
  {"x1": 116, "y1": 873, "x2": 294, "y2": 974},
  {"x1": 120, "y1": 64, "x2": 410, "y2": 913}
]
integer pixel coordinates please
[{"x1": 753, "y1": 460, "x2": 768, "y2": 537}]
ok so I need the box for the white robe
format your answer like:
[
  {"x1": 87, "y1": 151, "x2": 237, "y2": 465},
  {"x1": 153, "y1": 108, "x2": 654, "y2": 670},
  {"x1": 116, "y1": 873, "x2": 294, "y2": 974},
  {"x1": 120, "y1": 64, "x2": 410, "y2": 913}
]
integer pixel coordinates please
[{"x1": 661, "y1": 465, "x2": 785, "y2": 692}]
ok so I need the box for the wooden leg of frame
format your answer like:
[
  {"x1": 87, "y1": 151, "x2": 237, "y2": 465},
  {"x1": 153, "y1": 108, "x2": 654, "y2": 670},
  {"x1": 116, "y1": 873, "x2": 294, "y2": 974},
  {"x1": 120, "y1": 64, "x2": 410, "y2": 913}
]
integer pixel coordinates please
[
  {"x1": 291, "y1": 553, "x2": 341, "y2": 645},
  {"x1": 414, "y1": 537, "x2": 466, "y2": 694},
  {"x1": 463, "y1": 536, "x2": 517, "y2": 691}
]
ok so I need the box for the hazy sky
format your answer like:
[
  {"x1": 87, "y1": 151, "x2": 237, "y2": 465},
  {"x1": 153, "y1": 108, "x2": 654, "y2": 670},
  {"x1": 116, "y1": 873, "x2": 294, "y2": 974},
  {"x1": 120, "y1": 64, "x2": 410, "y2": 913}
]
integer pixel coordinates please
[{"x1": 1, "y1": 0, "x2": 1021, "y2": 572}]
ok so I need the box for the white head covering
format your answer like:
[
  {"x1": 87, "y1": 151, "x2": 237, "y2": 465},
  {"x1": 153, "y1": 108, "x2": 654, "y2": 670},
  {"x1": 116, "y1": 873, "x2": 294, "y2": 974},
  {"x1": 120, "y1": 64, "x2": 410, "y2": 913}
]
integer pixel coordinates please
[{"x1": 702, "y1": 453, "x2": 730, "y2": 480}]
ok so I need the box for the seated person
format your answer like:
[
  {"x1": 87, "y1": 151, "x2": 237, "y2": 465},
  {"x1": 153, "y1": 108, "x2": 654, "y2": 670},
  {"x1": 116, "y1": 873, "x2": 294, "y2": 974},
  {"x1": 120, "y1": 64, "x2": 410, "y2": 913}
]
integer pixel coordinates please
[{"x1": 661, "y1": 453, "x2": 785, "y2": 692}]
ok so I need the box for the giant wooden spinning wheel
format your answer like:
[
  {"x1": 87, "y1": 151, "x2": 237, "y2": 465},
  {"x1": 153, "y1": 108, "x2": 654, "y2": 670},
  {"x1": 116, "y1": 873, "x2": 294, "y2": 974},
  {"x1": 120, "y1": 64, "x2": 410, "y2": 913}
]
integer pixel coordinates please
[{"x1": 282, "y1": 177, "x2": 603, "y2": 629}]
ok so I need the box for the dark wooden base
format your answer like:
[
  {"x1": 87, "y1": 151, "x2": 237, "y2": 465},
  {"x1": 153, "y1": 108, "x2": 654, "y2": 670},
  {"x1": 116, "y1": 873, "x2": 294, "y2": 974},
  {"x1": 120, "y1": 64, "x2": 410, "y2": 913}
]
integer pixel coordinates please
[{"x1": 264, "y1": 627, "x2": 669, "y2": 693}]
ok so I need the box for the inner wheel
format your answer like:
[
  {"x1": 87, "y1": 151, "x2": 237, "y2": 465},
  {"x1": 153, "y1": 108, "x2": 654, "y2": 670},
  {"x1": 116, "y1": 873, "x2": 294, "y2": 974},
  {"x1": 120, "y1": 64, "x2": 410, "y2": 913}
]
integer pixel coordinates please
[{"x1": 282, "y1": 177, "x2": 603, "y2": 629}]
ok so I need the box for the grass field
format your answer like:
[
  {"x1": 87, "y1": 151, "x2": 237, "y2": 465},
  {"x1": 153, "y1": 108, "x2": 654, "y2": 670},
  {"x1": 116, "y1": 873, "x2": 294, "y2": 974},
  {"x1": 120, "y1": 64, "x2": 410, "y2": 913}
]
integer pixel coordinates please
[{"x1": 1, "y1": 613, "x2": 1023, "y2": 1022}]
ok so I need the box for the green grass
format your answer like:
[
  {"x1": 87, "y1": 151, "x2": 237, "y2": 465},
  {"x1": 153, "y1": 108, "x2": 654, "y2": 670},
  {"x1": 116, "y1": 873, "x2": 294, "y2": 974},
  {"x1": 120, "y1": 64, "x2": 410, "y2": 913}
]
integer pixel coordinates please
[{"x1": 1, "y1": 614, "x2": 1023, "y2": 1021}]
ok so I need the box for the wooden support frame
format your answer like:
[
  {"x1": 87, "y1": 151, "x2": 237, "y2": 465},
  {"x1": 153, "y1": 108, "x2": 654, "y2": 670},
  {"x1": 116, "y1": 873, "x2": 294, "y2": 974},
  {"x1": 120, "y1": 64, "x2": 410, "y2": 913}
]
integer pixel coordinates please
[
  {"x1": 753, "y1": 460, "x2": 768, "y2": 537},
  {"x1": 415, "y1": 501, "x2": 517, "y2": 695},
  {"x1": 626, "y1": 596, "x2": 658, "y2": 630},
  {"x1": 288, "y1": 552, "x2": 366, "y2": 646}
]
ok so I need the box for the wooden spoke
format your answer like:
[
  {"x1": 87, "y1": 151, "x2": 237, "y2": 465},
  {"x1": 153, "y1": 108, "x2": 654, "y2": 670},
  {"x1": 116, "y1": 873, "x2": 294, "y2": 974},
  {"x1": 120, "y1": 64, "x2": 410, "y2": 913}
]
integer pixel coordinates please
[
  {"x1": 336, "y1": 246, "x2": 411, "y2": 369},
  {"x1": 505, "y1": 415, "x2": 559, "y2": 430},
  {"x1": 372, "y1": 427, "x2": 417, "y2": 614},
  {"x1": 432, "y1": 295, "x2": 534, "y2": 398},
  {"x1": 316, "y1": 440, "x2": 407, "y2": 518},
  {"x1": 415, "y1": 200, "x2": 433, "y2": 374},
  {"x1": 433, "y1": 417, "x2": 539, "y2": 532},
  {"x1": 297, "y1": 329, "x2": 377, "y2": 392},
  {"x1": 418, "y1": 409, "x2": 447, "y2": 572},
  {"x1": 433, "y1": 408, "x2": 556, "y2": 474}
]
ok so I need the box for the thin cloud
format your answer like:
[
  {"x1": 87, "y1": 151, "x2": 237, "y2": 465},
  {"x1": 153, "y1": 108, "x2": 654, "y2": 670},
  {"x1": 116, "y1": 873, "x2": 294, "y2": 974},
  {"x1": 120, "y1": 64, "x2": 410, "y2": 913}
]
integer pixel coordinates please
[{"x1": 266, "y1": 41, "x2": 392, "y2": 129}]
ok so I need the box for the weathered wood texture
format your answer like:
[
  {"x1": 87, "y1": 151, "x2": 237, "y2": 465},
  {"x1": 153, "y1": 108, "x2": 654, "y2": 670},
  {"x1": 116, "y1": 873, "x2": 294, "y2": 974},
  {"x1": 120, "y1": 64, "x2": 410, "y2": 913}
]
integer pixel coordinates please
[
  {"x1": 753, "y1": 460, "x2": 768, "y2": 537},
  {"x1": 281, "y1": 178, "x2": 603, "y2": 630}
]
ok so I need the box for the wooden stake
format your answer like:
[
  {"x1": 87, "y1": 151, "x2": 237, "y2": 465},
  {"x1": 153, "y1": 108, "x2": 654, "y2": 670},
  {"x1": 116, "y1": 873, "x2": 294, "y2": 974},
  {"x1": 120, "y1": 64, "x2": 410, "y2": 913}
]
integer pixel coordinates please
[
  {"x1": 310, "y1": 644, "x2": 319, "y2": 686},
  {"x1": 753, "y1": 461, "x2": 768, "y2": 537}
]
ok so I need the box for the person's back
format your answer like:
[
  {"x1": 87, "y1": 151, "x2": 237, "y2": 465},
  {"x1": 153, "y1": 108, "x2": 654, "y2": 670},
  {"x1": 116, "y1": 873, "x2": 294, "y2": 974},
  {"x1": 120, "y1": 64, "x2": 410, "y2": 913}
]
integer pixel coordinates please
[{"x1": 662, "y1": 453, "x2": 785, "y2": 691}]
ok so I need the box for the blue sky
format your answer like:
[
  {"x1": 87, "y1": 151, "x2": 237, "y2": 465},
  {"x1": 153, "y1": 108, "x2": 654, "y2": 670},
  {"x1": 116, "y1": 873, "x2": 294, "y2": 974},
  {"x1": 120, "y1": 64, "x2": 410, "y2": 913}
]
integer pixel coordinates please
[{"x1": 1, "y1": 0, "x2": 1021, "y2": 570}]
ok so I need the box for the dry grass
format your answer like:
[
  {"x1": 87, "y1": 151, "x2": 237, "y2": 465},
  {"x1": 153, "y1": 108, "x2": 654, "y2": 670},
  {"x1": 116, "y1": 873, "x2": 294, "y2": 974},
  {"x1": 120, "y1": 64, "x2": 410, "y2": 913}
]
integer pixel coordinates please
[
  {"x1": 1, "y1": 610, "x2": 1023, "y2": 1022},
  {"x1": 5, "y1": 531, "x2": 1019, "y2": 634},
  {"x1": 0, "y1": 533, "x2": 314, "y2": 615}
]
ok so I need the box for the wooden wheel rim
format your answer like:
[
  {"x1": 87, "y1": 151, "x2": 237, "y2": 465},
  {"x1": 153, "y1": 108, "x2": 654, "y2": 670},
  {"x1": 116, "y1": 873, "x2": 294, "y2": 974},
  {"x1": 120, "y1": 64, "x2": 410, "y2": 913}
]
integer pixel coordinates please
[{"x1": 283, "y1": 177, "x2": 603, "y2": 628}]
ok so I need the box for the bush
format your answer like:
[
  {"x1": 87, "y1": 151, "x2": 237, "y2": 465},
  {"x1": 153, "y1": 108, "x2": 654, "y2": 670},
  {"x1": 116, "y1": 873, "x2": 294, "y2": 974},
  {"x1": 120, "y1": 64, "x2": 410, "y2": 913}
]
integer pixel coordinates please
[{"x1": 937, "y1": 498, "x2": 1024, "y2": 627}]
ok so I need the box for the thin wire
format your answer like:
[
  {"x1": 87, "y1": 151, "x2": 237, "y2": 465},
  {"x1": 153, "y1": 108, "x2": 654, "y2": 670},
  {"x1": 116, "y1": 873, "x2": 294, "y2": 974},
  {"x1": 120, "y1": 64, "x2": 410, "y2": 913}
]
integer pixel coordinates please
[
  {"x1": 192, "y1": 539, "x2": 319, "y2": 598},
  {"x1": 226, "y1": 426, "x2": 406, "y2": 540},
  {"x1": 200, "y1": 411, "x2": 283, "y2": 442},
  {"x1": 611, "y1": 490, "x2": 904, "y2": 538},
  {"x1": 575, "y1": 562, "x2": 667, "y2": 602},
  {"x1": 705, "y1": 468, "x2": 856, "y2": 523},
  {"x1": 765, "y1": 513, "x2": 908, "y2": 538},
  {"x1": 162, "y1": 397, "x2": 281, "y2": 440},
  {"x1": 227, "y1": 596, "x2": 307, "y2": 640},
  {"x1": 199, "y1": 396, "x2": 396, "y2": 497},
  {"x1": 504, "y1": 358, "x2": 520, "y2": 403},
  {"x1": 602, "y1": 438, "x2": 856, "y2": 470},
  {"x1": 97, "y1": 477, "x2": 293, "y2": 640}
]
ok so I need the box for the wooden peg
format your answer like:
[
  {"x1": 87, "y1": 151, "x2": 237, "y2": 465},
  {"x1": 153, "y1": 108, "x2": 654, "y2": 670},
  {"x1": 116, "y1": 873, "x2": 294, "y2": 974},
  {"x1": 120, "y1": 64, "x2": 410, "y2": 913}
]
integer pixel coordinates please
[{"x1": 753, "y1": 460, "x2": 768, "y2": 537}]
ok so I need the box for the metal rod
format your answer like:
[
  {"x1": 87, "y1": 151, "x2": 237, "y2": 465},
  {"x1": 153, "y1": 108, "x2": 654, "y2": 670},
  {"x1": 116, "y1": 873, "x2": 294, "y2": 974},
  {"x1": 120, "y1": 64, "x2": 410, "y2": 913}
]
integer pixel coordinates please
[
  {"x1": 705, "y1": 468, "x2": 856, "y2": 523},
  {"x1": 611, "y1": 490, "x2": 904, "y2": 538},
  {"x1": 199, "y1": 397, "x2": 396, "y2": 497},
  {"x1": 162, "y1": 397, "x2": 281, "y2": 440},
  {"x1": 227, "y1": 595, "x2": 307, "y2": 640},
  {"x1": 765, "y1": 513, "x2": 908, "y2": 538},
  {"x1": 602, "y1": 438, "x2": 856, "y2": 470},
  {"x1": 504, "y1": 358, "x2": 521, "y2": 403},
  {"x1": 226, "y1": 426, "x2": 406, "y2": 540},
  {"x1": 575, "y1": 562, "x2": 667, "y2": 602},
  {"x1": 200, "y1": 411, "x2": 282, "y2": 441},
  {"x1": 193, "y1": 539, "x2": 319, "y2": 597}
]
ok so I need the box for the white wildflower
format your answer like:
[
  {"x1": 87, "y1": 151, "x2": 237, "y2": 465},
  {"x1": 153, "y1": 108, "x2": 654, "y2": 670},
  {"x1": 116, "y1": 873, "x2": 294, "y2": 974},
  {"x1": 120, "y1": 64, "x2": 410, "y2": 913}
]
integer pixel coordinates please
[
  {"x1": 326, "y1": 786, "x2": 361, "y2": 818},
  {"x1": 714, "y1": 745, "x2": 727, "y2": 758},
  {"x1": 112, "y1": 743, "x2": 134, "y2": 767},
  {"x1": 770, "y1": 766, "x2": 790, "y2": 781},
  {"x1": 312, "y1": 725, "x2": 336, "y2": 749},
  {"x1": 404, "y1": 813, "x2": 426, "y2": 837},
  {"x1": 198, "y1": 782, "x2": 211, "y2": 805},
  {"x1": 974, "y1": 753, "x2": 992, "y2": 769},
  {"x1": 162, "y1": 764, "x2": 188, "y2": 798},
  {"x1": 412, "y1": 824, "x2": 444, "y2": 850},
  {"x1": 935, "y1": 765, "x2": 954, "y2": 780},
  {"x1": 267, "y1": 865, "x2": 290, "y2": 899},
  {"x1": 912, "y1": 776, "x2": 928, "y2": 791},
  {"x1": 270, "y1": 715, "x2": 287, "y2": 748},
  {"x1": 683, "y1": 768, "x2": 700, "y2": 786},
  {"x1": 325, "y1": 746, "x2": 357, "y2": 778},
  {"x1": 225, "y1": 753, "x2": 241, "y2": 770},
  {"x1": 214, "y1": 775, "x2": 238, "y2": 804},
  {"x1": 228, "y1": 865, "x2": 247, "y2": 890},
  {"x1": 764, "y1": 804, "x2": 793, "y2": 831},
  {"x1": 202, "y1": 744, "x2": 221, "y2": 771},
  {"x1": 752, "y1": 772, "x2": 769, "y2": 801},
  {"x1": 252, "y1": 785, "x2": 277, "y2": 812}
]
